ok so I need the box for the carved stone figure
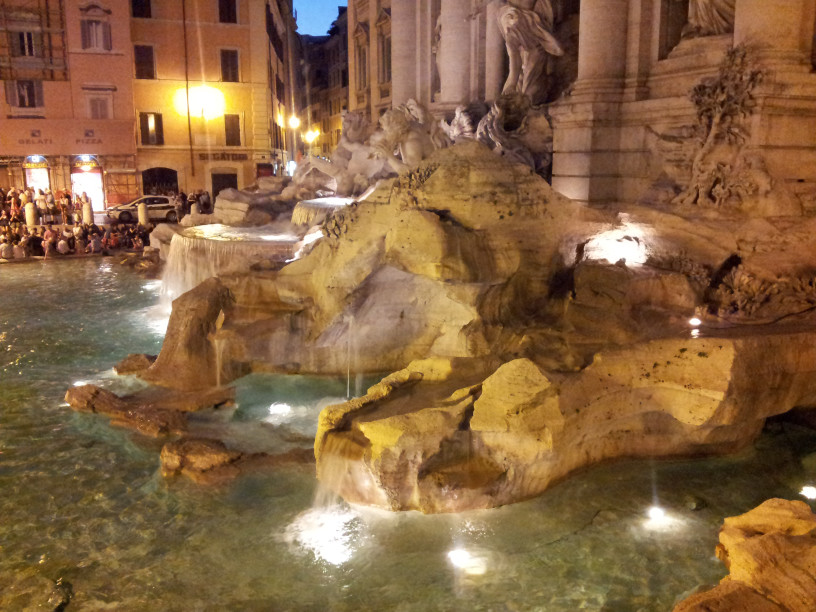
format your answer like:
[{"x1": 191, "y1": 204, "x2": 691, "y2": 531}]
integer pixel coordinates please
[
  {"x1": 497, "y1": 0, "x2": 564, "y2": 104},
  {"x1": 440, "y1": 106, "x2": 477, "y2": 144},
  {"x1": 683, "y1": 0, "x2": 736, "y2": 38},
  {"x1": 431, "y1": 14, "x2": 442, "y2": 102},
  {"x1": 476, "y1": 93, "x2": 553, "y2": 174},
  {"x1": 371, "y1": 100, "x2": 450, "y2": 174}
]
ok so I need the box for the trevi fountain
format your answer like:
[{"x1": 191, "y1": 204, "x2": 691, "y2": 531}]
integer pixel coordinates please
[{"x1": 5, "y1": 0, "x2": 816, "y2": 610}]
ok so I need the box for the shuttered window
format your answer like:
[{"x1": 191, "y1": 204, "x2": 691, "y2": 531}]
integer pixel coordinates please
[
  {"x1": 225, "y1": 114, "x2": 241, "y2": 146},
  {"x1": 220, "y1": 49, "x2": 239, "y2": 82},
  {"x1": 11, "y1": 31, "x2": 41, "y2": 57},
  {"x1": 132, "y1": 0, "x2": 151, "y2": 18},
  {"x1": 134, "y1": 45, "x2": 155, "y2": 79},
  {"x1": 219, "y1": 0, "x2": 237, "y2": 23},
  {"x1": 80, "y1": 20, "x2": 112, "y2": 51},
  {"x1": 4, "y1": 80, "x2": 44, "y2": 108},
  {"x1": 139, "y1": 112, "x2": 164, "y2": 145},
  {"x1": 89, "y1": 97, "x2": 110, "y2": 119}
]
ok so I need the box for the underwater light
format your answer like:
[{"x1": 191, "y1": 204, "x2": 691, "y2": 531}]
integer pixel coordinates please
[
  {"x1": 689, "y1": 318, "x2": 702, "y2": 327},
  {"x1": 690, "y1": 329, "x2": 701, "y2": 339},
  {"x1": 801, "y1": 486, "x2": 816, "y2": 500},
  {"x1": 285, "y1": 505, "x2": 360, "y2": 566},
  {"x1": 73, "y1": 380, "x2": 90, "y2": 387},
  {"x1": 447, "y1": 548, "x2": 487, "y2": 575},
  {"x1": 643, "y1": 505, "x2": 678, "y2": 531},
  {"x1": 648, "y1": 506, "x2": 665, "y2": 521}
]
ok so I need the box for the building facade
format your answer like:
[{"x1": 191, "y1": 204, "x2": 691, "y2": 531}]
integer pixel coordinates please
[
  {"x1": 300, "y1": 7, "x2": 348, "y2": 157},
  {"x1": 130, "y1": 0, "x2": 296, "y2": 198},
  {"x1": 381, "y1": 0, "x2": 816, "y2": 209},
  {"x1": 347, "y1": 0, "x2": 391, "y2": 122},
  {"x1": 0, "y1": 0, "x2": 299, "y2": 208},
  {"x1": 1, "y1": 0, "x2": 137, "y2": 207}
]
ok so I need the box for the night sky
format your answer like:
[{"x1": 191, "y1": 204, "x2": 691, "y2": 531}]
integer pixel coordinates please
[{"x1": 293, "y1": 0, "x2": 348, "y2": 36}]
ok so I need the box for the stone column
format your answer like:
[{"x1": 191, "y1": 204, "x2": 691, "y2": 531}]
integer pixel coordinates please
[
  {"x1": 82, "y1": 201, "x2": 93, "y2": 225},
  {"x1": 734, "y1": 0, "x2": 814, "y2": 67},
  {"x1": 392, "y1": 0, "x2": 418, "y2": 105},
  {"x1": 484, "y1": 0, "x2": 505, "y2": 102},
  {"x1": 25, "y1": 201, "x2": 38, "y2": 228},
  {"x1": 572, "y1": 0, "x2": 630, "y2": 100},
  {"x1": 137, "y1": 202, "x2": 149, "y2": 226},
  {"x1": 438, "y1": 0, "x2": 471, "y2": 105}
]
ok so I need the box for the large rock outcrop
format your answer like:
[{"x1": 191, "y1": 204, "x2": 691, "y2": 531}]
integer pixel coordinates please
[
  {"x1": 145, "y1": 141, "x2": 816, "y2": 511},
  {"x1": 674, "y1": 499, "x2": 816, "y2": 612}
]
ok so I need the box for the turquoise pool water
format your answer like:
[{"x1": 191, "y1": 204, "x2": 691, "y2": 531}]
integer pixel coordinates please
[{"x1": 2, "y1": 258, "x2": 815, "y2": 611}]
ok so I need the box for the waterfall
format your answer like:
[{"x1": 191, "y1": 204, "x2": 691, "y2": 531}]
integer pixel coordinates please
[
  {"x1": 291, "y1": 197, "x2": 354, "y2": 227},
  {"x1": 161, "y1": 225, "x2": 297, "y2": 300}
]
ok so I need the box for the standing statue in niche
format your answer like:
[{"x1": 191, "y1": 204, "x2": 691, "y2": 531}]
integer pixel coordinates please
[
  {"x1": 431, "y1": 14, "x2": 443, "y2": 102},
  {"x1": 497, "y1": 0, "x2": 564, "y2": 105},
  {"x1": 683, "y1": 0, "x2": 736, "y2": 38}
]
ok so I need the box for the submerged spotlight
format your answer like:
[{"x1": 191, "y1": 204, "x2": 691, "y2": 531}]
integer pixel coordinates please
[
  {"x1": 801, "y1": 486, "x2": 816, "y2": 500},
  {"x1": 689, "y1": 317, "x2": 702, "y2": 327}
]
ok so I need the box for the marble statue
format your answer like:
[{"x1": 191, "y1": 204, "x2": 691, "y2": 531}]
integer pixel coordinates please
[
  {"x1": 497, "y1": 0, "x2": 564, "y2": 104},
  {"x1": 683, "y1": 0, "x2": 736, "y2": 38},
  {"x1": 371, "y1": 100, "x2": 451, "y2": 174}
]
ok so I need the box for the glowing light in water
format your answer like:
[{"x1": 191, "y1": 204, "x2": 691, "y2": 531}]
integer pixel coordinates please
[
  {"x1": 447, "y1": 548, "x2": 488, "y2": 576},
  {"x1": 643, "y1": 505, "x2": 680, "y2": 531},
  {"x1": 801, "y1": 486, "x2": 816, "y2": 500},
  {"x1": 263, "y1": 402, "x2": 293, "y2": 425},
  {"x1": 689, "y1": 318, "x2": 702, "y2": 327},
  {"x1": 584, "y1": 217, "x2": 650, "y2": 266},
  {"x1": 73, "y1": 380, "x2": 90, "y2": 387},
  {"x1": 284, "y1": 505, "x2": 362, "y2": 566},
  {"x1": 690, "y1": 329, "x2": 701, "y2": 338}
]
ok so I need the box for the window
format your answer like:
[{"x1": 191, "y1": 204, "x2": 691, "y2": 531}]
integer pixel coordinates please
[
  {"x1": 356, "y1": 45, "x2": 368, "y2": 90},
  {"x1": 378, "y1": 31, "x2": 391, "y2": 83},
  {"x1": 219, "y1": 0, "x2": 237, "y2": 24},
  {"x1": 225, "y1": 114, "x2": 241, "y2": 146},
  {"x1": 132, "y1": 0, "x2": 151, "y2": 18},
  {"x1": 134, "y1": 45, "x2": 155, "y2": 79},
  {"x1": 11, "y1": 31, "x2": 40, "y2": 57},
  {"x1": 4, "y1": 80, "x2": 44, "y2": 108},
  {"x1": 139, "y1": 112, "x2": 164, "y2": 145},
  {"x1": 81, "y1": 20, "x2": 112, "y2": 51},
  {"x1": 220, "y1": 49, "x2": 239, "y2": 82},
  {"x1": 88, "y1": 96, "x2": 111, "y2": 119}
]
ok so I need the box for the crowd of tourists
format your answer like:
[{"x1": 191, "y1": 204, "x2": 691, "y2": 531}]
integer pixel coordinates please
[
  {"x1": 0, "y1": 186, "x2": 151, "y2": 261},
  {"x1": 1, "y1": 186, "x2": 91, "y2": 226}
]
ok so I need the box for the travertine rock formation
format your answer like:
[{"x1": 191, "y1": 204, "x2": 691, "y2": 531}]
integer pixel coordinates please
[
  {"x1": 146, "y1": 140, "x2": 816, "y2": 511},
  {"x1": 674, "y1": 499, "x2": 816, "y2": 612}
]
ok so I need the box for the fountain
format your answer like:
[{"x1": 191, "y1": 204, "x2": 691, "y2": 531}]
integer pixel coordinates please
[{"x1": 16, "y1": 2, "x2": 816, "y2": 609}]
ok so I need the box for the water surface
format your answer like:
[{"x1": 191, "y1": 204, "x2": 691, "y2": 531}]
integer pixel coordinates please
[{"x1": 2, "y1": 259, "x2": 815, "y2": 611}]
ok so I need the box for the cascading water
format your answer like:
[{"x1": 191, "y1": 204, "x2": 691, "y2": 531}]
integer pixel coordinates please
[
  {"x1": 161, "y1": 224, "x2": 299, "y2": 301},
  {"x1": 291, "y1": 196, "x2": 354, "y2": 227}
]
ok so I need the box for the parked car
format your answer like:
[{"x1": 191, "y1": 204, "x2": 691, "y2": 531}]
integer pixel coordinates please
[{"x1": 106, "y1": 195, "x2": 177, "y2": 224}]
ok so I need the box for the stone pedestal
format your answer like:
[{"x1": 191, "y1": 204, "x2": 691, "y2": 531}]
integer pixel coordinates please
[
  {"x1": 438, "y1": 1, "x2": 471, "y2": 105},
  {"x1": 735, "y1": 0, "x2": 814, "y2": 68},
  {"x1": 25, "y1": 202, "x2": 38, "y2": 228},
  {"x1": 138, "y1": 203, "x2": 149, "y2": 226}
]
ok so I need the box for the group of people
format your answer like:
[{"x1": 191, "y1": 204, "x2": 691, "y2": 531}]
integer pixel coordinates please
[
  {"x1": 0, "y1": 221, "x2": 151, "y2": 261},
  {"x1": 1, "y1": 186, "x2": 92, "y2": 227},
  {"x1": 172, "y1": 189, "x2": 212, "y2": 217}
]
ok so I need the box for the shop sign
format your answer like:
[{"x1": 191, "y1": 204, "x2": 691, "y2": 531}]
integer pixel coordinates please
[
  {"x1": 76, "y1": 129, "x2": 102, "y2": 146},
  {"x1": 19, "y1": 130, "x2": 53, "y2": 146},
  {"x1": 23, "y1": 155, "x2": 49, "y2": 169},
  {"x1": 199, "y1": 152, "x2": 249, "y2": 161},
  {"x1": 72, "y1": 154, "x2": 100, "y2": 170}
]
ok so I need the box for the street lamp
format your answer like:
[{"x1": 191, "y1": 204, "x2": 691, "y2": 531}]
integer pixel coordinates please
[{"x1": 288, "y1": 115, "x2": 301, "y2": 129}]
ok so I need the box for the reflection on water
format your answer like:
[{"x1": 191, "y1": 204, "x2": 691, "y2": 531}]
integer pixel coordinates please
[{"x1": 2, "y1": 259, "x2": 816, "y2": 610}]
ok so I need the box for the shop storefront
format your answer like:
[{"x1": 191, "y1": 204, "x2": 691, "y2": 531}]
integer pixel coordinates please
[
  {"x1": 70, "y1": 155, "x2": 105, "y2": 211},
  {"x1": 22, "y1": 155, "x2": 51, "y2": 193}
]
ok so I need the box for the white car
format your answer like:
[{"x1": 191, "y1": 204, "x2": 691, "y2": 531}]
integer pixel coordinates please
[{"x1": 106, "y1": 195, "x2": 177, "y2": 224}]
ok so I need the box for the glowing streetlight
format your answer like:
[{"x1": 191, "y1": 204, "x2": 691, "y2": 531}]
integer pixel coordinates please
[
  {"x1": 304, "y1": 128, "x2": 320, "y2": 144},
  {"x1": 288, "y1": 115, "x2": 301, "y2": 129},
  {"x1": 173, "y1": 85, "x2": 225, "y2": 120}
]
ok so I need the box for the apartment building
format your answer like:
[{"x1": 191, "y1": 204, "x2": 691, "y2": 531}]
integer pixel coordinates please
[
  {"x1": 0, "y1": 0, "x2": 298, "y2": 208},
  {"x1": 0, "y1": 0, "x2": 137, "y2": 207},
  {"x1": 130, "y1": 0, "x2": 296, "y2": 197},
  {"x1": 300, "y1": 6, "x2": 348, "y2": 157}
]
